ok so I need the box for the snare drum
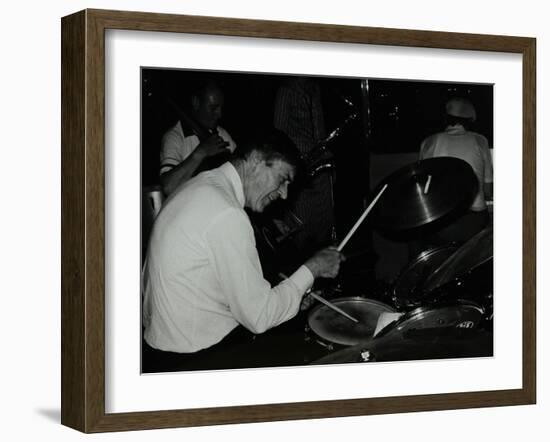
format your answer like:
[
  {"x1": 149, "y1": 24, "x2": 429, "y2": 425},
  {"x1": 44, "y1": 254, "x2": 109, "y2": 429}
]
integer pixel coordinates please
[{"x1": 307, "y1": 297, "x2": 396, "y2": 349}]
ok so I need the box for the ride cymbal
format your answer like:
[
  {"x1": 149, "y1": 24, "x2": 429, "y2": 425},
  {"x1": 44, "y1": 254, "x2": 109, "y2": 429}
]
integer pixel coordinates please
[{"x1": 372, "y1": 157, "x2": 478, "y2": 233}]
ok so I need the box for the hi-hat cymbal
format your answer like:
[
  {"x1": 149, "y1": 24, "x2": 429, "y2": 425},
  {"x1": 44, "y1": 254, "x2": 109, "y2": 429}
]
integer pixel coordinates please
[{"x1": 372, "y1": 157, "x2": 478, "y2": 233}]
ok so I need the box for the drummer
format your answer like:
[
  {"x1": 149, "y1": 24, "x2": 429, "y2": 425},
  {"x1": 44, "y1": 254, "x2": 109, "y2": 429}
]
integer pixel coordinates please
[
  {"x1": 142, "y1": 131, "x2": 344, "y2": 371},
  {"x1": 419, "y1": 97, "x2": 493, "y2": 244}
]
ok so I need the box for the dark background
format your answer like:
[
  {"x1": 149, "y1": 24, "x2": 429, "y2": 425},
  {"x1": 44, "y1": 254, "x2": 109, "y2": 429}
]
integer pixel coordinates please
[{"x1": 141, "y1": 68, "x2": 493, "y2": 284}]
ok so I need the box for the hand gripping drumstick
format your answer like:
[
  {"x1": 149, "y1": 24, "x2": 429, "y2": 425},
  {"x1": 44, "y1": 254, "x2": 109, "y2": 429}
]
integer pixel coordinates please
[
  {"x1": 279, "y1": 273, "x2": 359, "y2": 323},
  {"x1": 337, "y1": 184, "x2": 388, "y2": 252}
]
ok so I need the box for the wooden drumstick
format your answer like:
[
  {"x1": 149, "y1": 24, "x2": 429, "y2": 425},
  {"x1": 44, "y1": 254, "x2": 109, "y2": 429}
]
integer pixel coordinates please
[
  {"x1": 278, "y1": 273, "x2": 359, "y2": 323},
  {"x1": 424, "y1": 175, "x2": 432, "y2": 194},
  {"x1": 309, "y1": 292, "x2": 359, "y2": 323},
  {"x1": 337, "y1": 184, "x2": 388, "y2": 252}
]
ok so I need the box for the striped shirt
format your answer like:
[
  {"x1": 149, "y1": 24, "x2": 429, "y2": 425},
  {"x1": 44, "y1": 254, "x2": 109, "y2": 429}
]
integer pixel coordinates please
[{"x1": 159, "y1": 121, "x2": 236, "y2": 176}]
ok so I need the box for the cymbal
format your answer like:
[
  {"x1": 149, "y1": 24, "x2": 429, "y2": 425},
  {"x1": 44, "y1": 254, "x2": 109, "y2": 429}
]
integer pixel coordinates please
[
  {"x1": 423, "y1": 225, "x2": 493, "y2": 293},
  {"x1": 372, "y1": 157, "x2": 478, "y2": 233}
]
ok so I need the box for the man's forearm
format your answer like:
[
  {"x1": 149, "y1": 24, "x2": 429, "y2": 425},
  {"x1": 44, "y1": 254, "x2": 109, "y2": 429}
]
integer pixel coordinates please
[{"x1": 160, "y1": 149, "x2": 206, "y2": 195}]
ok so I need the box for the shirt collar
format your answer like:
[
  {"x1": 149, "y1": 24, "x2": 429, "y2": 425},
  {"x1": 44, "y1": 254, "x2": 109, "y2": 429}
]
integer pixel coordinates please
[
  {"x1": 218, "y1": 162, "x2": 245, "y2": 208},
  {"x1": 445, "y1": 124, "x2": 466, "y2": 135}
]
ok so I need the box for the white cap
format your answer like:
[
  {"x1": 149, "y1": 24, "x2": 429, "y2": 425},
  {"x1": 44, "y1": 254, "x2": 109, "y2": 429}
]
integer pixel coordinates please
[{"x1": 445, "y1": 97, "x2": 476, "y2": 121}]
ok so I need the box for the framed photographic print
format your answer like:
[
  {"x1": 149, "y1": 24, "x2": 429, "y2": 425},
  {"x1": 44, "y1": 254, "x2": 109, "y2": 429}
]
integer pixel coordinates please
[{"x1": 61, "y1": 9, "x2": 536, "y2": 433}]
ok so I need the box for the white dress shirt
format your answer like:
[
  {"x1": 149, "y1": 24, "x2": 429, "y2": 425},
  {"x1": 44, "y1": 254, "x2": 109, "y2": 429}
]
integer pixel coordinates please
[{"x1": 143, "y1": 162, "x2": 314, "y2": 353}]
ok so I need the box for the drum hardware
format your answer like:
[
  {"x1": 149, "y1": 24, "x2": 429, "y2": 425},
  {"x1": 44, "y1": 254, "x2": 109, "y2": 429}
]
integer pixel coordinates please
[
  {"x1": 309, "y1": 161, "x2": 335, "y2": 177},
  {"x1": 257, "y1": 209, "x2": 304, "y2": 251},
  {"x1": 249, "y1": 206, "x2": 305, "y2": 283},
  {"x1": 359, "y1": 350, "x2": 374, "y2": 362},
  {"x1": 313, "y1": 329, "x2": 493, "y2": 365},
  {"x1": 416, "y1": 267, "x2": 493, "y2": 316},
  {"x1": 305, "y1": 227, "x2": 493, "y2": 363},
  {"x1": 303, "y1": 322, "x2": 336, "y2": 351},
  {"x1": 301, "y1": 111, "x2": 358, "y2": 178},
  {"x1": 375, "y1": 300, "x2": 485, "y2": 340},
  {"x1": 392, "y1": 244, "x2": 458, "y2": 310},
  {"x1": 311, "y1": 300, "x2": 491, "y2": 365},
  {"x1": 317, "y1": 341, "x2": 336, "y2": 351},
  {"x1": 392, "y1": 226, "x2": 493, "y2": 311},
  {"x1": 306, "y1": 333, "x2": 336, "y2": 351}
]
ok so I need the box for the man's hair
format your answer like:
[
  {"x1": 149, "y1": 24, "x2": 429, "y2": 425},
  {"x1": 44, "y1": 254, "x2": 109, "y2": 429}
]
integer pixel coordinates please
[
  {"x1": 191, "y1": 78, "x2": 224, "y2": 102},
  {"x1": 231, "y1": 129, "x2": 305, "y2": 179}
]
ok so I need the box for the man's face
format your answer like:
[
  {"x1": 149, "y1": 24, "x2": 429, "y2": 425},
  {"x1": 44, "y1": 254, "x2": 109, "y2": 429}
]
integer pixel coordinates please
[
  {"x1": 193, "y1": 87, "x2": 224, "y2": 130},
  {"x1": 246, "y1": 159, "x2": 295, "y2": 213}
]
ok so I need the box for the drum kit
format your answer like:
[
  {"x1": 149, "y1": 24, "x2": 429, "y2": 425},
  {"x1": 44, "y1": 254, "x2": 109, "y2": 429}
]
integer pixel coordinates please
[{"x1": 307, "y1": 157, "x2": 494, "y2": 364}]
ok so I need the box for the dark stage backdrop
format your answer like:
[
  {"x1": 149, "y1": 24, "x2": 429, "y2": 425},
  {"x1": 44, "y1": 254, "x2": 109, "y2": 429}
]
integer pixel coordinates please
[{"x1": 141, "y1": 69, "x2": 493, "y2": 282}]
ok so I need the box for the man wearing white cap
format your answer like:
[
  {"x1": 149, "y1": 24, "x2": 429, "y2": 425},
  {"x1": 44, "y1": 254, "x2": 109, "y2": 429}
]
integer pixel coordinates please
[{"x1": 419, "y1": 97, "x2": 493, "y2": 244}]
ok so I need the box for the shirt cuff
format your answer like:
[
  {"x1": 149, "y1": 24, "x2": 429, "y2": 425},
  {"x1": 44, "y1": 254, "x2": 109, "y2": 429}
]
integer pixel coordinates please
[{"x1": 288, "y1": 265, "x2": 314, "y2": 295}]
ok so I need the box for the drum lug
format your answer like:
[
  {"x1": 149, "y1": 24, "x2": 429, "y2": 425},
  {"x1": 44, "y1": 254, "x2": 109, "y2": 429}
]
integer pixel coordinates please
[
  {"x1": 304, "y1": 324, "x2": 311, "y2": 342},
  {"x1": 314, "y1": 339, "x2": 334, "y2": 351},
  {"x1": 360, "y1": 349, "x2": 375, "y2": 362},
  {"x1": 391, "y1": 295, "x2": 400, "y2": 309}
]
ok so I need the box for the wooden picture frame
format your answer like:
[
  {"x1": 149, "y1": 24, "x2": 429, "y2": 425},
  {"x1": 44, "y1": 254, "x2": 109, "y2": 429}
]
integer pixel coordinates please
[{"x1": 61, "y1": 8, "x2": 536, "y2": 433}]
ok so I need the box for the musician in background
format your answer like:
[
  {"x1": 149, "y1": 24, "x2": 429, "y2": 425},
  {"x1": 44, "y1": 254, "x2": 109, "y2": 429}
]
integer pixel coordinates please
[
  {"x1": 159, "y1": 80, "x2": 237, "y2": 196},
  {"x1": 419, "y1": 97, "x2": 493, "y2": 244},
  {"x1": 274, "y1": 77, "x2": 336, "y2": 258}
]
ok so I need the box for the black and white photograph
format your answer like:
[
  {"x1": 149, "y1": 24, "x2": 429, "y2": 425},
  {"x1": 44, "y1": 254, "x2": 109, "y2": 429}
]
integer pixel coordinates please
[{"x1": 140, "y1": 69, "x2": 494, "y2": 373}]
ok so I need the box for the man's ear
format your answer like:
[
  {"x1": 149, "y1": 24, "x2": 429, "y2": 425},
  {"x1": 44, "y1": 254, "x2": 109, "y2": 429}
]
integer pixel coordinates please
[
  {"x1": 248, "y1": 150, "x2": 267, "y2": 173},
  {"x1": 248, "y1": 150, "x2": 264, "y2": 164}
]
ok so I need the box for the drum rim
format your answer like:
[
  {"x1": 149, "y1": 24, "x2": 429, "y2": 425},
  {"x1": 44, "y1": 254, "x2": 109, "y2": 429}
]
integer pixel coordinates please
[
  {"x1": 392, "y1": 244, "x2": 458, "y2": 302},
  {"x1": 407, "y1": 244, "x2": 458, "y2": 269},
  {"x1": 403, "y1": 299, "x2": 484, "y2": 319},
  {"x1": 377, "y1": 299, "x2": 484, "y2": 338},
  {"x1": 424, "y1": 226, "x2": 494, "y2": 292},
  {"x1": 426, "y1": 255, "x2": 493, "y2": 294},
  {"x1": 308, "y1": 296, "x2": 396, "y2": 321}
]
